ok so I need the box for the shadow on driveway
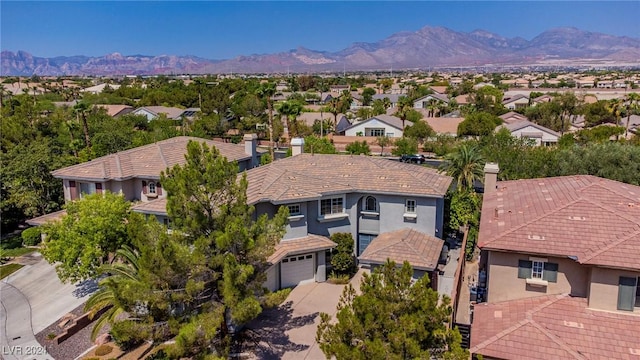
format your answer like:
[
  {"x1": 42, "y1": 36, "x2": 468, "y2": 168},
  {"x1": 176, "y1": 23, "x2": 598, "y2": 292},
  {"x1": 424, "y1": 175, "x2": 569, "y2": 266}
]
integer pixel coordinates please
[{"x1": 238, "y1": 301, "x2": 318, "y2": 359}]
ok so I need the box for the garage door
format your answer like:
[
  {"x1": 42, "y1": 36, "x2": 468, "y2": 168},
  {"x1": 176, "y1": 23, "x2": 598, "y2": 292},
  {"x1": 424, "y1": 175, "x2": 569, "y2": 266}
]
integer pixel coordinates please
[{"x1": 281, "y1": 254, "x2": 314, "y2": 288}]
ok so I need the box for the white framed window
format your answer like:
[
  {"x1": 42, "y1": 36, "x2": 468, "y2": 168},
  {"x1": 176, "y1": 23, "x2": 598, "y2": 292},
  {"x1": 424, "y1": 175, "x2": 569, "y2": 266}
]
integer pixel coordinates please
[
  {"x1": 364, "y1": 196, "x2": 377, "y2": 212},
  {"x1": 287, "y1": 204, "x2": 301, "y2": 216},
  {"x1": 148, "y1": 182, "x2": 157, "y2": 194},
  {"x1": 532, "y1": 261, "x2": 544, "y2": 279},
  {"x1": 405, "y1": 199, "x2": 416, "y2": 214},
  {"x1": 368, "y1": 128, "x2": 385, "y2": 137},
  {"x1": 320, "y1": 196, "x2": 344, "y2": 216}
]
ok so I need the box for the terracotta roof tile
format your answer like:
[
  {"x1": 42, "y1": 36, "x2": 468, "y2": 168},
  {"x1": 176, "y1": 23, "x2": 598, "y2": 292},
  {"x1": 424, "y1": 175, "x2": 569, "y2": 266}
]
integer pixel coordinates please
[
  {"x1": 268, "y1": 234, "x2": 336, "y2": 264},
  {"x1": 471, "y1": 294, "x2": 640, "y2": 359},
  {"x1": 479, "y1": 175, "x2": 640, "y2": 271},
  {"x1": 131, "y1": 199, "x2": 167, "y2": 215},
  {"x1": 358, "y1": 228, "x2": 444, "y2": 271},
  {"x1": 26, "y1": 210, "x2": 67, "y2": 226},
  {"x1": 245, "y1": 154, "x2": 452, "y2": 205},
  {"x1": 52, "y1": 137, "x2": 251, "y2": 181}
]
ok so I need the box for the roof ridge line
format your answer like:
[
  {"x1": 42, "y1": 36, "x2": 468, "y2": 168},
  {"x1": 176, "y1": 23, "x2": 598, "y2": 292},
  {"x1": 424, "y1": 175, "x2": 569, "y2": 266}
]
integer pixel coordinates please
[
  {"x1": 471, "y1": 318, "x2": 530, "y2": 353},
  {"x1": 115, "y1": 154, "x2": 123, "y2": 179},
  {"x1": 481, "y1": 198, "x2": 584, "y2": 248},
  {"x1": 580, "y1": 178, "x2": 640, "y2": 204},
  {"x1": 528, "y1": 317, "x2": 585, "y2": 359},
  {"x1": 156, "y1": 143, "x2": 169, "y2": 169}
]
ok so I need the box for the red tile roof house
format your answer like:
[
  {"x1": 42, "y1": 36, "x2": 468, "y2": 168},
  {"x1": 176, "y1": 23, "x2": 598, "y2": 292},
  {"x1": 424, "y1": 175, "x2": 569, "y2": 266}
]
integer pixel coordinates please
[
  {"x1": 135, "y1": 139, "x2": 453, "y2": 291},
  {"x1": 469, "y1": 165, "x2": 640, "y2": 359}
]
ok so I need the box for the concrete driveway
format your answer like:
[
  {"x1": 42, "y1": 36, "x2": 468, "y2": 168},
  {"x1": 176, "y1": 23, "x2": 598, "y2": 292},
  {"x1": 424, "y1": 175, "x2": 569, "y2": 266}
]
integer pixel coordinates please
[
  {"x1": 0, "y1": 252, "x2": 97, "y2": 360},
  {"x1": 242, "y1": 270, "x2": 367, "y2": 360}
]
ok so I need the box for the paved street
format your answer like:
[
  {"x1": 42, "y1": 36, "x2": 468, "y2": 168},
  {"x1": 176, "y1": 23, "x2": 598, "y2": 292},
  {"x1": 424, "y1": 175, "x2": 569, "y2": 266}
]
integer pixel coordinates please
[{"x1": 0, "y1": 252, "x2": 97, "y2": 360}]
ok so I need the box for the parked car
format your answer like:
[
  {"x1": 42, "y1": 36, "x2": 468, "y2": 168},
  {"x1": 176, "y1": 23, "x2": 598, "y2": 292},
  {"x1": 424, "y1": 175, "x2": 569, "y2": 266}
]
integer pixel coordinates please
[{"x1": 400, "y1": 154, "x2": 426, "y2": 164}]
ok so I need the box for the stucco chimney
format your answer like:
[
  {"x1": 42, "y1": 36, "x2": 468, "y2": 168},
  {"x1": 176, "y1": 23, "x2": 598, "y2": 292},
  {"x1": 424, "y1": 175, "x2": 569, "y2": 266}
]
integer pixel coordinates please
[
  {"x1": 291, "y1": 137, "x2": 304, "y2": 156},
  {"x1": 244, "y1": 133, "x2": 258, "y2": 168},
  {"x1": 484, "y1": 163, "x2": 499, "y2": 194}
]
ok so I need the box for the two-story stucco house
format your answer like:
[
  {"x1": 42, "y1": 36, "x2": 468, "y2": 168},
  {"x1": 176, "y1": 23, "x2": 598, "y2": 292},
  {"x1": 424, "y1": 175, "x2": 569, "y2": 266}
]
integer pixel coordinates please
[
  {"x1": 134, "y1": 139, "x2": 453, "y2": 291},
  {"x1": 470, "y1": 166, "x2": 640, "y2": 359},
  {"x1": 27, "y1": 135, "x2": 260, "y2": 226}
]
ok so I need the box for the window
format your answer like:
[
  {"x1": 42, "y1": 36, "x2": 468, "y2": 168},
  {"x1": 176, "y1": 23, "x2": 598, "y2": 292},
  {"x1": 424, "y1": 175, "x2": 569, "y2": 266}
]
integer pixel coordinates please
[
  {"x1": 148, "y1": 182, "x2": 156, "y2": 194},
  {"x1": 287, "y1": 204, "x2": 301, "y2": 216},
  {"x1": 358, "y1": 233, "x2": 377, "y2": 256},
  {"x1": 364, "y1": 196, "x2": 377, "y2": 212},
  {"x1": 320, "y1": 196, "x2": 344, "y2": 216},
  {"x1": 532, "y1": 261, "x2": 544, "y2": 279},
  {"x1": 405, "y1": 199, "x2": 416, "y2": 214},
  {"x1": 79, "y1": 182, "x2": 96, "y2": 197},
  {"x1": 368, "y1": 128, "x2": 385, "y2": 137},
  {"x1": 518, "y1": 259, "x2": 558, "y2": 283},
  {"x1": 617, "y1": 276, "x2": 639, "y2": 311}
]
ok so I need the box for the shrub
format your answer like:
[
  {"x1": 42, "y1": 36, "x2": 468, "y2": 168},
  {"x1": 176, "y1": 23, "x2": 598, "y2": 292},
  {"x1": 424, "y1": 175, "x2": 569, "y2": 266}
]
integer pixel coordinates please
[
  {"x1": 330, "y1": 233, "x2": 356, "y2": 276},
  {"x1": 110, "y1": 320, "x2": 148, "y2": 351},
  {"x1": 345, "y1": 140, "x2": 371, "y2": 155},
  {"x1": 327, "y1": 272, "x2": 350, "y2": 284},
  {"x1": 94, "y1": 344, "x2": 113, "y2": 356},
  {"x1": 262, "y1": 288, "x2": 292, "y2": 308},
  {"x1": 21, "y1": 227, "x2": 42, "y2": 246},
  {"x1": 46, "y1": 333, "x2": 57, "y2": 340}
]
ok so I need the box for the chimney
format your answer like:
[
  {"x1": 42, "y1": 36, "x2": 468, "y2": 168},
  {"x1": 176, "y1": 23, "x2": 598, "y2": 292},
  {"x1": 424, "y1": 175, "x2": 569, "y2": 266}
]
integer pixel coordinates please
[
  {"x1": 291, "y1": 137, "x2": 304, "y2": 156},
  {"x1": 244, "y1": 133, "x2": 258, "y2": 168},
  {"x1": 484, "y1": 163, "x2": 499, "y2": 194}
]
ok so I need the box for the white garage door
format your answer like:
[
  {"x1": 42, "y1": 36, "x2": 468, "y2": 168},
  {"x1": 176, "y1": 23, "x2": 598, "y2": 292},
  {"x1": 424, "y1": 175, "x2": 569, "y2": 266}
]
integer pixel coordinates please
[{"x1": 281, "y1": 253, "x2": 315, "y2": 288}]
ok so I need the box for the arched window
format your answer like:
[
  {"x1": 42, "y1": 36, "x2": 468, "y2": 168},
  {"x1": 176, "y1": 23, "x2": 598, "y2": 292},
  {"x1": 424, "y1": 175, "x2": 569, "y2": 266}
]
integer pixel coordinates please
[
  {"x1": 148, "y1": 182, "x2": 156, "y2": 194},
  {"x1": 364, "y1": 196, "x2": 377, "y2": 212}
]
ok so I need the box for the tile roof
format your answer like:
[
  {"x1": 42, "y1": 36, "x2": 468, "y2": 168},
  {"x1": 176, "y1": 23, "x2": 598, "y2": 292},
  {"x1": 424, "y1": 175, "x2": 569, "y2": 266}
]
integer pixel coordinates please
[
  {"x1": 423, "y1": 116, "x2": 464, "y2": 136},
  {"x1": 471, "y1": 294, "x2": 640, "y2": 359},
  {"x1": 479, "y1": 175, "x2": 640, "y2": 271},
  {"x1": 135, "y1": 106, "x2": 184, "y2": 119},
  {"x1": 268, "y1": 234, "x2": 336, "y2": 264},
  {"x1": 94, "y1": 104, "x2": 133, "y2": 117},
  {"x1": 499, "y1": 111, "x2": 529, "y2": 124},
  {"x1": 345, "y1": 114, "x2": 404, "y2": 132},
  {"x1": 245, "y1": 154, "x2": 452, "y2": 205},
  {"x1": 131, "y1": 199, "x2": 167, "y2": 215},
  {"x1": 26, "y1": 210, "x2": 67, "y2": 226},
  {"x1": 498, "y1": 119, "x2": 560, "y2": 137},
  {"x1": 358, "y1": 228, "x2": 444, "y2": 271},
  {"x1": 52, "y1": 136, "x2": 251, "y2": 181}
]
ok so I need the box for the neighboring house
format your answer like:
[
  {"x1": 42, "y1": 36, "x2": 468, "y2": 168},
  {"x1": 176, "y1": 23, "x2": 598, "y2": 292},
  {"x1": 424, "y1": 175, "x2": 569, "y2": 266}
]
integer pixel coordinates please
[
  {"x1": 49, "y1": 135, "x2": 260, "y2": 204},
  {"x1": 429, "y1": 86, "x2": 448, "y2": 95},
  {"x1": 470, "y1": 170, "x2": 640, "y2": 359},
  {"x1": 496, "y1": 120, "x2": 560, "y2": 146},
  {"x1": 532, "y1": 94, "x2": 554, "y2": 105},
  {"x1": 413, "y1": 93, "x2": 450, "y2": 109},
  {"x1": 135, "y1": 140, "x2": 452, "y2": 291},
  {"x1": 423, "y1": 117, "x2": 464, "y2": 137},
  {"x1": 81, "y1": 83, "x2": 121, "y2": 94},
  {"x1": 499, "y1": 111, "x2": 529, "y2": 124},
  {"x1": 454, "y1": 94, "x2": 471, "y2": 106},
  {"x1": 501, "y1": 94, "x2": 529, "y2": 110},
  {"x1": 94, "y1": 104, "x2": 134, "y2": 117},
  {"x1": 371, "y1": 94, "x2": 402, "y2": 108},
  {"x1": 344, "y1": 114, "x2": 405, "y2": 137},
  {"x1": 132, "y1": 106, "x2": 200, "y2": 121},
  {"x1": 330, "y1": 85, "x2": 350, "y2": 93}
]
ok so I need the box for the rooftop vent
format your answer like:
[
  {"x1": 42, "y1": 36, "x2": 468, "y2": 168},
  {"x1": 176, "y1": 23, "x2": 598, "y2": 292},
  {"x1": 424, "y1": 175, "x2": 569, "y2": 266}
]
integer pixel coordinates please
[
  {"x1": 527, "y1": 235, "x2": 546, "y2": 241},
  {"x1": 568, "y1": 216, "x2": 586, "y2": 221},
  {"x1": 563, "y1": 321, "x2": 584, "y2": 329}
]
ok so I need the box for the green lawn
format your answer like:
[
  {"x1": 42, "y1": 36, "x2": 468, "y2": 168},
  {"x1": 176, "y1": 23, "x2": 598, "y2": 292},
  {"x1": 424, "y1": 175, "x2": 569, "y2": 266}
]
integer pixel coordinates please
[
  {"x1": 1, "y1": 247, "x2": 37, "y2": 257},
  {"x1": 0, "y1": 263, "x2": 24, "y2": 279}
]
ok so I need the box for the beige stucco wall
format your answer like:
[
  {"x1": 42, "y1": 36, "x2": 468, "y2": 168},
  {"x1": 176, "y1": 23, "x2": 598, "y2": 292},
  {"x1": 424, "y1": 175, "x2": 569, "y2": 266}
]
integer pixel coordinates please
[
  {"x1": 588, "y1": 267, "x2": 640, "y2": 313},
  {"x1": 486, "y1": 251, "x2": 588, "y2": 303}
]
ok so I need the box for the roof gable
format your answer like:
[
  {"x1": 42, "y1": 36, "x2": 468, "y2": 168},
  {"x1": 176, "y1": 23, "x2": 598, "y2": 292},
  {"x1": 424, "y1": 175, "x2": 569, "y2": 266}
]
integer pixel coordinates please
[{"x1": 358, "y1": 228, "x2": 444, "y2": 271}]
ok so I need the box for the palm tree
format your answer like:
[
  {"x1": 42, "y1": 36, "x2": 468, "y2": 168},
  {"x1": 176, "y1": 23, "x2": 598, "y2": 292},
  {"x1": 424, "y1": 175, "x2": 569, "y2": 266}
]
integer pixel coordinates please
[
  {"x1": 256, "y1": 82, "x2": 277, "y2": 160},
  {"x1": 439, "y1": 143, "x2": 485, "y2": 192},
  {"x1": 275, "y1": 100, "x2": 303, "y2": 139},
  {"x1": 624, "y1": 93, "x2": 640, "y2": 138},
  {"x1": 327, "y1": 97, "x2": 341, "y2": 131},
  {"x1": 394, "y1": 96, "x2": 413, "y2": 130},
  {"x1": 84, "y1": 245, "x2": 141, "y2": 341},
  {"x1": 73, "y1": 102, "x2": 92, "y2": 148}
]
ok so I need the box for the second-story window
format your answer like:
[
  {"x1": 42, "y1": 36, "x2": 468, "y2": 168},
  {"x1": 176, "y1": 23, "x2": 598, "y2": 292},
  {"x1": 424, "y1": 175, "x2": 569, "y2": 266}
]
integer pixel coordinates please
[
  {"x1": 148, "y1": 182, "x2": 156, "y2": 194},
  {"x1": 287, "y1": 204, "x2": 301, "y2": 216},
  {"x1": 364, "y1": 196, "x2": 377, "y2": 212},
  {"x1": 405, "y1": 199, "x2": 416, "y2": 214},
  {"x1": 320, "y1": 196, "x2": 344, "y2": 216}
]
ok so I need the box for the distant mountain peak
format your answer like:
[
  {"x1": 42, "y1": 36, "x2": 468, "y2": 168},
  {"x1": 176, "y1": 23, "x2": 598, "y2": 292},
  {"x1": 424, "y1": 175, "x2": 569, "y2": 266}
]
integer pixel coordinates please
[{"x1": 2, "y1": 26, "x2": 639, "y2": 76}]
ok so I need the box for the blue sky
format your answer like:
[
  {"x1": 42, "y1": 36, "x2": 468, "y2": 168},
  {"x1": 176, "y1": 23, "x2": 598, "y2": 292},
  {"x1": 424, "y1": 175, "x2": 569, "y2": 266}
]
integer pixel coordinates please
[{"x1": 2, "y1": 1, "x2": 639, "y2": 59}]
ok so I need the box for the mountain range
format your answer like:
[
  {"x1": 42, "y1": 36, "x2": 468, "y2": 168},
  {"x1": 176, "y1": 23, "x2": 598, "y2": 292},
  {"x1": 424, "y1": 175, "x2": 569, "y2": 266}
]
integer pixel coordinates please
[{"x1": 2, "y1": 26, "x2": 640, "y2": 76}]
